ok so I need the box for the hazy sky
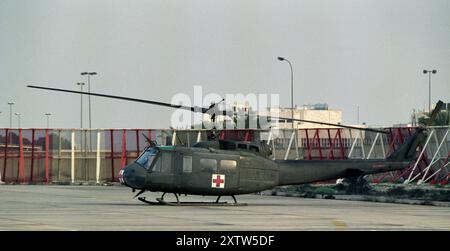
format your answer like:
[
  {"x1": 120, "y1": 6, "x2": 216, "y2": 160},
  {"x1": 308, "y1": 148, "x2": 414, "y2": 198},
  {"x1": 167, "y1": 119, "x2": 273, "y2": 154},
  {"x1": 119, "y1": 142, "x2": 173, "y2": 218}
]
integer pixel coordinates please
[{"x1": 0, "y1": 0, "x2": 449, "y2": 129}]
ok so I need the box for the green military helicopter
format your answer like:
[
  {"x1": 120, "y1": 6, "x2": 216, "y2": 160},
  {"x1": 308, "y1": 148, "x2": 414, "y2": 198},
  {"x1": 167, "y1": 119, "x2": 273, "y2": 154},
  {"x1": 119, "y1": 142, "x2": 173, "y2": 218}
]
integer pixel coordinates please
[{"x1": 28, "y1": 85, "x2": 443, "y2": 206}]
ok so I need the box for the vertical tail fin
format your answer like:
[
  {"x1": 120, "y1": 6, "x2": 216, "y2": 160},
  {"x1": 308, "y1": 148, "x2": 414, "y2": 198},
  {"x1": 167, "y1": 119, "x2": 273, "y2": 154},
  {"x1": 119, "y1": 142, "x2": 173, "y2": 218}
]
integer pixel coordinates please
[
  {"x1": 387, "y1": 100, "x2": 444, "y2": 161},
  {"x1": 423, "y1": 100, "x2": 445, "y2": 126},
  {"x1": 386, "y1": 128, "x2": 426, "y2": 161}
]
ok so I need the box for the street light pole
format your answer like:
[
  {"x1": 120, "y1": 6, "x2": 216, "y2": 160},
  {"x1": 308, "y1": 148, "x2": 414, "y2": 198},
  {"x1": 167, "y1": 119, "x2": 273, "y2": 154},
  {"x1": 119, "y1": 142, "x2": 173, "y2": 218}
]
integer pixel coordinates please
[
  {"x1": 76, "y1": 82, "x2": 85, "y2": 128},
  {"x1": 14, "y1": 113, "x2": 21, "y2": 128},
  {"x1": 277, "y1": 57, "x2": 295, "y2": 129},
  {"x1": 357, "y1": 106, "x2": 360, "y2": 125},
  {"x1": 45, "y1": 112, "x2": 52, "y2": 128},
  {"x1": 81, "y1": 72, "x2": 97, "y2": 129},
  {"x1": 423, "y1": 69, "x2": 437, "y2": 113},
  {"x1": 7, "y1": 101, "x2": 15, "y2": 128}
]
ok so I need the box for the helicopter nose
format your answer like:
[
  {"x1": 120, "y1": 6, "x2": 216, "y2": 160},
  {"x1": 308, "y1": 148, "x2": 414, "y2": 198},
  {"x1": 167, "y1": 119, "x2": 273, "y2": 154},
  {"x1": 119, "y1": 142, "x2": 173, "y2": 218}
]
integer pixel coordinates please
[{"x1": 120, "y1": 163, "x2": 147, "y2": 189}]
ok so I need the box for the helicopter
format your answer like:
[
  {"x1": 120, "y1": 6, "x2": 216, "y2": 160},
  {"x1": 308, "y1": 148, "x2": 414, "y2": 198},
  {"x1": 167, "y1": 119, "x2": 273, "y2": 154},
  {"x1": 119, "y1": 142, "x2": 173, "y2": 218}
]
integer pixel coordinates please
[{"x1": 27, "y1": 85, "x2": 444, "y2": 206}]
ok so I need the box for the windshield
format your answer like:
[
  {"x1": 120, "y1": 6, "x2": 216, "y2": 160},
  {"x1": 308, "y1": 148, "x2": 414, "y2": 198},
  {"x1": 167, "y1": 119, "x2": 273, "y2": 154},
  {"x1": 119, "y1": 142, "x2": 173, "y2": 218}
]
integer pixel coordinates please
[{"x1": 135, "y1": 148, "x2": 158, "y2": 170}]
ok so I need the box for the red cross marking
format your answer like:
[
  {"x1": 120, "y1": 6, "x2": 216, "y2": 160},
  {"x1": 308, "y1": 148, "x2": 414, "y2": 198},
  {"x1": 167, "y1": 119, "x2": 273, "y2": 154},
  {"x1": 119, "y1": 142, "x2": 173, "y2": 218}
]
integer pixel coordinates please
[{"x1": 213, "y1": 175, "x2": 224, "y2": 187}]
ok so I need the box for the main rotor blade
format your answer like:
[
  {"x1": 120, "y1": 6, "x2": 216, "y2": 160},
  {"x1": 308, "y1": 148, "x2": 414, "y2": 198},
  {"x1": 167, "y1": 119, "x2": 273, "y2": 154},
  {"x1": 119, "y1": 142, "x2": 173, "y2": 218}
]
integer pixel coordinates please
[
  {"x1": 27, "y1": 85, "x2": 389, "y2": 134},
  {"x1": 267, "y1": 116, "x2": 389, "y2": 134},
  {"x1": 27, "y1": 85, "x2": 207, "y2": 113}
]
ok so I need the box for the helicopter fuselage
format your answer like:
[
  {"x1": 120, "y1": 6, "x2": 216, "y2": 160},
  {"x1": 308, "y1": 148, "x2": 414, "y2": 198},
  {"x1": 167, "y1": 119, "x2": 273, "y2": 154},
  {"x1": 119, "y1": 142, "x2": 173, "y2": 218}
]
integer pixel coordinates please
[{"x1": 120, "y1": 144, "x2": 408, "y2": 196}]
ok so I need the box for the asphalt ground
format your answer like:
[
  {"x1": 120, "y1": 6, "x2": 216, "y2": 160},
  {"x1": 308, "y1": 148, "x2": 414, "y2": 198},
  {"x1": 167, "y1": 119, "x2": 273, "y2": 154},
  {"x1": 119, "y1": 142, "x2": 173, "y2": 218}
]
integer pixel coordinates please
[{"x1": 0, "y1": 185, "x2": 449, "y2": 230}]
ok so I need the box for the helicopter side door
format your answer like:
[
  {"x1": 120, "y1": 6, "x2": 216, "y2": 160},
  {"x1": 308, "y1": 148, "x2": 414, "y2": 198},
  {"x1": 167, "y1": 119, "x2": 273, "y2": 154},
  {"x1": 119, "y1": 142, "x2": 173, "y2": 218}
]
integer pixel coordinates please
[
  {"x1": 175, "y1": 152, "x2": 216, "y2": 193},
  {"x1": 217, "y1": 157, "x2": 239, "y2": 191},
  {"x1": 148, "y1": 150, "x2": 175, "y2": 190},
  {"x1": 179, "y1": 152, "x2": 237, "y2": 194},
  {"x1": 195, "y1": 154, "x2": 219, "y2": 191},
  {"x1": 173, "y1": 151, "x2": 192, "y2": 191}
]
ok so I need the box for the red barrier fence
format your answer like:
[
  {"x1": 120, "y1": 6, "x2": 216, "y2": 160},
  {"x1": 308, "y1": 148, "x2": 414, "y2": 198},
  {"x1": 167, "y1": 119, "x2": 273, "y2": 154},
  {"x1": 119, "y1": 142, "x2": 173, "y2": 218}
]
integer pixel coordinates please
[{"x1": 0, "y1": 127, "x2": 448, "y2": 185}]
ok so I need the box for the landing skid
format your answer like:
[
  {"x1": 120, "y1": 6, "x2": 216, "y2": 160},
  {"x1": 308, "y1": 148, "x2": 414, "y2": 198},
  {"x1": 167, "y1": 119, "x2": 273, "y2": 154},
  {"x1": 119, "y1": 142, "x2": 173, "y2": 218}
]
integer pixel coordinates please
[
  {"x1": 138, "y1": 197, "x2": 163, "y2": 205},
  {"x1": 137, "y1": 193, "x2": 247, "y2": 206}
]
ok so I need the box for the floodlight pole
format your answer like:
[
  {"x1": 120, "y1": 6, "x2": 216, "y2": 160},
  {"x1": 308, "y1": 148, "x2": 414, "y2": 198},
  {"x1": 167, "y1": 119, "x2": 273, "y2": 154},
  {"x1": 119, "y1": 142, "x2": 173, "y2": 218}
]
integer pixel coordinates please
[{"x1": 423, "y1": 69, "x2": 437, "y2": 113}]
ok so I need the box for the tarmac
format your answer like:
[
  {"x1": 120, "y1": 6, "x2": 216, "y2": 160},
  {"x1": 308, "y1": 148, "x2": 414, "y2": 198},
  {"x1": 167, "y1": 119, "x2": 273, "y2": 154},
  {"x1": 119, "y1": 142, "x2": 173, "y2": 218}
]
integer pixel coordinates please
[{"x1": 0, "y1": 185, "x2": 449, "y2": 230}]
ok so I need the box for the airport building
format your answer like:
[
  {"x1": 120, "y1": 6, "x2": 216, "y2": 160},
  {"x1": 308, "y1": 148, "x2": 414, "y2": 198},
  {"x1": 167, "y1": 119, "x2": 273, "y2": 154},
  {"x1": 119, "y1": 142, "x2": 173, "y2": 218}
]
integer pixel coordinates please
[{"x1": 260, "y1": 103, "x2": 343, "y2": 129}]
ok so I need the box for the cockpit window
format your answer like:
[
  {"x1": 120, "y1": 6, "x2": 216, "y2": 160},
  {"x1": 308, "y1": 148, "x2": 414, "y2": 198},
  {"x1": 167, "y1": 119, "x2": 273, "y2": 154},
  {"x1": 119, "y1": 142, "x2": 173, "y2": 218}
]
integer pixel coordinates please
[{"x1": 136, "y1": 148, "x2": 158, "y2": 170}]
